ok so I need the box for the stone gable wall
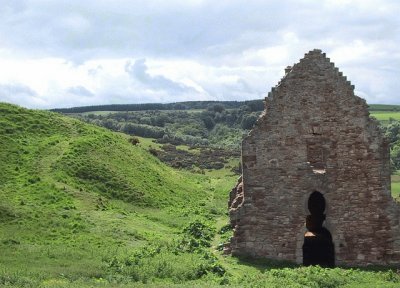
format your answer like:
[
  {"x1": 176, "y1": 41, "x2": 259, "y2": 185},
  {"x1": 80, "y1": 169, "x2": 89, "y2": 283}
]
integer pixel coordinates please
[{"x1": 229, "y1": 49, "x2": 400, "y2": 266}]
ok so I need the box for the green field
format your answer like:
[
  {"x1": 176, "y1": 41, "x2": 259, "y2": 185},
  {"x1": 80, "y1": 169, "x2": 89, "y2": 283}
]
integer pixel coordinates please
[
  {"x1": 80, "y1": 110, "x2": 115, "y2": 115},
  {"x1": 370, "y1": 111, "x2": 400, "y2": 122},
  {"x1": 1, "y1": 103, "x2": 400, "y2": 287},
  {"x1": 392, "y1": 174, "x2": 400, "y2": 199}
]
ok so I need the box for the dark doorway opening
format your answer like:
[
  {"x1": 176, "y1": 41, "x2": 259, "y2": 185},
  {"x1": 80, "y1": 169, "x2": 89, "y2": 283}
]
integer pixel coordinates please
[{"x1": 302, "y1": 191, "x2": 335, "y2": 267}]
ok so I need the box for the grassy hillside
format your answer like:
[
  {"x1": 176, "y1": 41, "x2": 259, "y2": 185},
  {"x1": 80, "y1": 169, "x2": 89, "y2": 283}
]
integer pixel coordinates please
[
  {"x1": 0, "y1": 104, "x2": 212, "y2": 207},
  {"x1": 1, "y1": 103, "x2": 400, "y2": 287},
  {"x1": 0, "y1": 103, "x2": 236, "y2": 286}
]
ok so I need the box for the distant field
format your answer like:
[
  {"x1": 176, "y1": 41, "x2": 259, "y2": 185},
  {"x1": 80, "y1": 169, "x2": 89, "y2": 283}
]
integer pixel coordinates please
[
  {"x1": 392, "y1": 174, "x2": 400, "y2": 199},
  {"x1": 80, "y1": 111, "x2": 114, "y2": 115},
  {"x1": 370, "y1": 111, "x2": 400, "y2": 121},
  {"x1": 393, "y1": 183, "x2": 400, "y2": 198}
]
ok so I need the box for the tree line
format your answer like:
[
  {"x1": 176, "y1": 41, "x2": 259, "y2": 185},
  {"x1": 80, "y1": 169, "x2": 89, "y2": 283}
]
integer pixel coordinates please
[{"x1": 51, "y1": 100, "x2": 265, "y2": 114}]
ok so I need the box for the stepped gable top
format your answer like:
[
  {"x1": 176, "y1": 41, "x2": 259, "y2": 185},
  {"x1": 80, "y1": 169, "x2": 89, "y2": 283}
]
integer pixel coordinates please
[
  {"x1": 269, "y1": 48, "x2": 355, "y2": 99},
  {"x1": 260, "y1": 48, "x2": 369, "y2": 127}
]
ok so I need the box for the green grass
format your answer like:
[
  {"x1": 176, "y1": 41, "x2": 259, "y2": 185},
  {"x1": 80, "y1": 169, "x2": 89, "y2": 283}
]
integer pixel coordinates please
[
  {"x1": 133, "y1": 136, "x2": 162, "y2": 150},
  {"x1": 1, "y1": 102, "x2": 400, "y2": 287},
  {"x1": 392, "y1": 174, "x2": 400, "y2": 199},
  {"x1": 80, "y1": 111, "x2": 115, "y2": 115},
  {"x1": 0, "y1": 103, "x2": 235, "y2": 287},
  {"x1": 176, "y1": 144, "x2": 201, "y2": 155},
  {"x1": 370, "y1": 111, "x2": 400, "y2": 122}
]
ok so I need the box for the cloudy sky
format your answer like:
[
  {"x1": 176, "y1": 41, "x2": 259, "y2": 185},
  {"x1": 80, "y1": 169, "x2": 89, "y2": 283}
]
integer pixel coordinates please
[{"x1": 0, "y1": 0, "x2": 399, "y2": 109}]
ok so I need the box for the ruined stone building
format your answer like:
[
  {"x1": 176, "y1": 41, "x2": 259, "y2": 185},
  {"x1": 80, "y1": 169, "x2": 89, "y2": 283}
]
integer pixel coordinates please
[{"x1": 229, "y1": 49, "x2": 400, "y2": 266}]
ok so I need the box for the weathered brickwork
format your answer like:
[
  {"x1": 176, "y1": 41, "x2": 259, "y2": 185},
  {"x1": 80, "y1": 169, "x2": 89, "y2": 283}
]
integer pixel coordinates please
[{"x1": 229, "y1": 49, "x2": 400, "y2": 266}]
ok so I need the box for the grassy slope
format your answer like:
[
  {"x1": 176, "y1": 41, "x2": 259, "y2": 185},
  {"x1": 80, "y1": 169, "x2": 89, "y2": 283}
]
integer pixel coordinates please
[
  {"x1": 0, "y1": 103, "x2": 235, "y2": 286},
  {"x1": 1, "y1": 103, "x2": 400, "y2": 287}
]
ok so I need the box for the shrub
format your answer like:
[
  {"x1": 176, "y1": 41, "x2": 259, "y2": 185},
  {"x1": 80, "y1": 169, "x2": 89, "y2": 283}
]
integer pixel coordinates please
[
  {"x1": 104, "y1": 240, "x2": 226, "y2": 284},
  {"x1": 148, "y1": 148, "x2": 158, "y2": 156},
  {"x1": 241, "y1": 114, "x2": 258, "y2": 130},
  {"x1": 178, "y1": 219, "x2": 215, "y2": 252},
  {"x1": 122, "y1": 123, "x2": 165, "y2": 138},
  {"x1": 129, "y1": 136, "x2": 140, "y2": 146},
  {"x1": 391, "y1": 143, "x2": 400, "y2": 170}
]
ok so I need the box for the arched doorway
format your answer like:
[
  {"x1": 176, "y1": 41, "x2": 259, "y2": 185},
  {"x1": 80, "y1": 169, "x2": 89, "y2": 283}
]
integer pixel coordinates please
[{"x1": 302, "y1": 191, "x2": 335, "y2": 267}]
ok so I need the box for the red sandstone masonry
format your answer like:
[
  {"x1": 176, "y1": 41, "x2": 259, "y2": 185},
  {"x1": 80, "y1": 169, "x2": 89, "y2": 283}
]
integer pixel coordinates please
[{"x1": 229, "y1": 49, "x2": 400, "y2": 266}]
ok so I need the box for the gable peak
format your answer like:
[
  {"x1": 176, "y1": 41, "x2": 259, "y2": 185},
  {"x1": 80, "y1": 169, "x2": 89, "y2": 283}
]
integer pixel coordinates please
[{"x1": 302, "y1": 48, "x2": 329, "y2": 62}]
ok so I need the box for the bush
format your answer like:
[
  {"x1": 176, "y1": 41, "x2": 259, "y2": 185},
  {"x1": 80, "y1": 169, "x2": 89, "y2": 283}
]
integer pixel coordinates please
[
  {"x1": 122, "y1": 123, "x2": 165, "y2": 138},
  {"x1": 391, "y1": 143, "x2": 400, "y2": 170},
  {"x1": 201, "y1": 115, "x2": 215, "y2": 130},
  {"x1": 148, "y1": 148, "x2": 158, "y2": 156},
  {"x1": 241, "y1": 114, "x2": 258, "y2": 130},
  {"x1": 178, "y1": 219, "x2": 215, "y2": 252},
  {"x1": 104, "y1": 239, "x2": 226, "y2": 284},
  {"x1": 129, "y1": 136, "x2": 140, "y2": 146},
  {"x1": 385, "y1": 121, "x2": 400, "y2": 144}
]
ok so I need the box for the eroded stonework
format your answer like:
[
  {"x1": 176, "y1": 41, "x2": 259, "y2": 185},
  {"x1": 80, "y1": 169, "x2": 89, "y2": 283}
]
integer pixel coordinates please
[{"x1": 229, "y1": 49, "x2": 400, "y2": 266}]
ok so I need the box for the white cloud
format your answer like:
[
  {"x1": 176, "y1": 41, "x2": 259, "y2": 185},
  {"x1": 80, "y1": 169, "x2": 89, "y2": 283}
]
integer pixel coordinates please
[
  {"x1": 0, "y1": 82, "x2": 45, "y2": 107},
  {"x1": 0, "y1": 0, "x2": 398, "y2": 108},
  {"x1": 125, "y1": 59, "x2": 198, "y2": 94},
  {"x1": 67, "y1": 86, "x2": 94, "y2": 97}
]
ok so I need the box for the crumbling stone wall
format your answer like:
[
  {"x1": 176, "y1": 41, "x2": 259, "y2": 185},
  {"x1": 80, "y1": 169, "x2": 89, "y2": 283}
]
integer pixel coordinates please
[{"x1": 229, "y1": 49, "x2": 400, "y2": 266}]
